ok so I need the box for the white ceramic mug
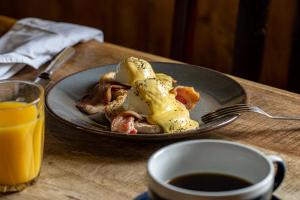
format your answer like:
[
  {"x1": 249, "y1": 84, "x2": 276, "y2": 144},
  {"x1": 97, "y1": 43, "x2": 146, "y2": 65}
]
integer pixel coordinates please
[{"x1": 147, "y1": 140, "x2": 285, "y2": 200}]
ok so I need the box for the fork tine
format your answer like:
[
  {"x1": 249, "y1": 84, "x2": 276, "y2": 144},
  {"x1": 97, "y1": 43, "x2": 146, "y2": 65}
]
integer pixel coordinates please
[
  {"x1": 204, "y1": 106, "x2": 250, "y2": 116},
  {"x1": 205, "y1": 104, "x2": 249, "y2": 115},
  {"x1": 202, "y1": 113, "x2": 240, "y2": 123},
  {"x1": 205, "y1": 107, "x2": 250, "y2": 116},
  {"x1": 213, "y1": 104, "x2": 249, "y2": 112},
  {"x1": 202, "y1": 111, "x2": 240, "y2": 121},
  {"x1": 202, "y1": 110, "x2": 247, "y2": 122},
  {"x1": 202, "y1": 106, "x2": 251, "y2": 120}
]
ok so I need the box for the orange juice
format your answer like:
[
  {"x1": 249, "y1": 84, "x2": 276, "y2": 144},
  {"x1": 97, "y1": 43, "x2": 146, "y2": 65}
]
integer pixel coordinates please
[{"x1": 0, "y1": 102, "x2": 44, "y2": 185}]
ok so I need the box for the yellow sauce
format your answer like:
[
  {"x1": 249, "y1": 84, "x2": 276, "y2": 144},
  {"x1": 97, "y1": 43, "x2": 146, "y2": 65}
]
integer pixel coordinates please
[
  {"x1": 155, "y1": 73, "x2": 173, "y2": 91},
  {"x1": 134, "y1": 79, "x2": 199, "y2": 133},
  {"x1": 0, "y1": 102, "x2": 44, "y2": 185},
  {"x1": 123, "y1": 57, "x2": 156, "y2": 84}
]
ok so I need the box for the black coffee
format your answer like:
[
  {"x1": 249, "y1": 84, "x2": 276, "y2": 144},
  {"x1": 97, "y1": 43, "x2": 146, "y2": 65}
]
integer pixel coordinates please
[{"x1": 168, "y1": 173, "x2": 252, "y2": 192}]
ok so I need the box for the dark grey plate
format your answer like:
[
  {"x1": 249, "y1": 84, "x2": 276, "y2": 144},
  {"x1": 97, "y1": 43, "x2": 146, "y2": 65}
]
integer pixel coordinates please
[{"x1": 46, "y1": 62, "x2": 247, "y2": 140}]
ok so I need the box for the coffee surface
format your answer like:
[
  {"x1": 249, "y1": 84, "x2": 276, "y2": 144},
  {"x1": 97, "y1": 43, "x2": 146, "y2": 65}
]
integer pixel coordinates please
[{"x1": 168, "y1": 173, "x2": 252, "y2": 192}]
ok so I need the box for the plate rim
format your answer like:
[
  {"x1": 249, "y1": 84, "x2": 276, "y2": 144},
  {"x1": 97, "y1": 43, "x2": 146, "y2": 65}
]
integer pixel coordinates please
[{"x1": 45, "y1": 62, "x2": 248, "y2": 140}]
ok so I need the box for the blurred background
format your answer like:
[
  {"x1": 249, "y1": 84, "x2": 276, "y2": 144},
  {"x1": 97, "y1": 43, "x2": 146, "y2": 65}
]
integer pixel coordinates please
[{"x1": 0, "y1": 0, "x2": 299, "y2": 93}]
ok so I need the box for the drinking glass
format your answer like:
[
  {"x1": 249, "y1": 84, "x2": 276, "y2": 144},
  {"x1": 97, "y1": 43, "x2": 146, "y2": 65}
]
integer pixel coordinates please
[{"x1": 0, "y1": 80, "x2": 44, "y2": 192}]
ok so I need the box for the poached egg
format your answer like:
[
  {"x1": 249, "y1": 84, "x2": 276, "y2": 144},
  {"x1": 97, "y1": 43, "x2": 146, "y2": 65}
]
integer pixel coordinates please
[{"x1": 115, "y1": 57, "x2": 156, "y2": 85}]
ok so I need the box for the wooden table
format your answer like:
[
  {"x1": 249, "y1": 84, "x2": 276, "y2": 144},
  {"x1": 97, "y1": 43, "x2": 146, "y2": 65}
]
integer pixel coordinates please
[{"x1": 2, "y1": 40, "x2": 300, "y2": 200}]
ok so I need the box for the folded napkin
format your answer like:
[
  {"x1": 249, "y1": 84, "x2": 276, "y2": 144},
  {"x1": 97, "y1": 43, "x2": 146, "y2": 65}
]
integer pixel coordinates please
[{"x1": 0, "y1": 18, "x2": 104, "y2": 79}]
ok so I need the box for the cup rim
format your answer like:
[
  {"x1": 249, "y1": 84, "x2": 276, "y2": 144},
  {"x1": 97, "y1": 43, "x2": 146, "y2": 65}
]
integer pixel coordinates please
[
  {"x1": 147, "y1": 139, "x2": 274, "y2": 198},
  {"x1": 0, "y1": 80, "x2": 44, "y2": 110}
]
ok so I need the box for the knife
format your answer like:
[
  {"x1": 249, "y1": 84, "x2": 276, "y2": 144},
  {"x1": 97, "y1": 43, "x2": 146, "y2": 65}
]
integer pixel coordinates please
[{"x1": 34, "y1": 47, "x2": 76, "y2": 88}]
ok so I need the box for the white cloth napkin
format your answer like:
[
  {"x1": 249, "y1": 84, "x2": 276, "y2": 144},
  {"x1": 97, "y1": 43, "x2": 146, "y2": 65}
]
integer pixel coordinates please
[{"x1": 0, "y1": 18, "x2": 104, "y2": 79}]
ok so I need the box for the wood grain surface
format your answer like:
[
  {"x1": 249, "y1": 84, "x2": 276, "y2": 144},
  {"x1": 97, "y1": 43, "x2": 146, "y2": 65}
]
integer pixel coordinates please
[
  {"x1": 1, "y1": 1, "x2": 299, "y2": 92},
  {"x1": 260, "y1": 0, "x2": 297, "y2": 89},
  {"x1": 2, "y1": 40, "x2": 300, "y2": 200},
  {"x1": 0, "y1": 0, "x2": 175, "y2": 58},
  {"x1": 184, "y1": 0, "x2": 239, "y2": 74}
]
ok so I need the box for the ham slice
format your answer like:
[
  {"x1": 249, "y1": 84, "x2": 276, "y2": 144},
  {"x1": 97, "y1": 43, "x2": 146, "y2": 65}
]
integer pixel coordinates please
[
  {"x1": 110, "y1": 111, "x2": 163, "y2": 134},
  {"x1": 134, "y1": 121, "x2": 163, "y2": 134},
  {"x1": 171, "y1": 86, "x2": 200, "y2": 110},
  {"x1": 111, "y1": 115, "x2": 137, "y2": 134}
]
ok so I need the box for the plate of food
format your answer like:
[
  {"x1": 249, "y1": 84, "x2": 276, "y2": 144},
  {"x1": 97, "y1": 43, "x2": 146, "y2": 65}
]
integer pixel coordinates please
[{"x1": 46, "y1": 57, "x2": 247, "y2": 140}]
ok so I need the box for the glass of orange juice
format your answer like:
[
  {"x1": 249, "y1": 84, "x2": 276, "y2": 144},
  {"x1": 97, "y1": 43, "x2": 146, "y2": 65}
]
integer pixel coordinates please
[{"x1": 0, "y1": 80, "x2": 44, "y2": 193}]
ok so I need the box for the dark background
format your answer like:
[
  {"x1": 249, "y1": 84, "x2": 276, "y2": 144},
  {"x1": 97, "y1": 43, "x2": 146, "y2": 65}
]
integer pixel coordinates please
[{"x1": 0, "y1": 0, "x2": 299, "y2": 93}]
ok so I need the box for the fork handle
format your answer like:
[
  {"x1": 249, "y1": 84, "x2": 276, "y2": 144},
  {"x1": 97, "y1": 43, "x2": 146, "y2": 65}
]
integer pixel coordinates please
[{"x1": 271, "y1": 116, "x2": 300, "y2": 120}]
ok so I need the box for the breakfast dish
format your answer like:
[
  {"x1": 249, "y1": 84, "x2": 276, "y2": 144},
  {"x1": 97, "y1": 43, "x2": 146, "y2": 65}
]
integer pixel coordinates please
[
  {"x1": 46, "y1": 61, "x2": 246, "y2": 140},
  {"x1": 76, "y1": 57, "x2": 200, "y2": 134}
]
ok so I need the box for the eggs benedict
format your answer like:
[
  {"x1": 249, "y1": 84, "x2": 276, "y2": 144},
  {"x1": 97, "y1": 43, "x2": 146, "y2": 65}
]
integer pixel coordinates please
[{"x1": 76, "y1": 57, "x2": 200, "y2": 134}]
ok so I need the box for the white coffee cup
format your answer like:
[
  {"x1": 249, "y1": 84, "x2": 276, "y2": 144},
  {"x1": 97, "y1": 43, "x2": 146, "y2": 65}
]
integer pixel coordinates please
[{"x1": 147, "y1": 140, "x2": 285, "y2": 200}]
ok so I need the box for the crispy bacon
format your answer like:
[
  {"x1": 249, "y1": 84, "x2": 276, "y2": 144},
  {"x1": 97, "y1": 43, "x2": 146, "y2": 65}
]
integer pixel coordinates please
[
  {"x1": 111, "y1": 115, "x2": 137, "y2": 134},
  {"x1": 171, "y1": 86, "x2": 200, "y2": 110}
]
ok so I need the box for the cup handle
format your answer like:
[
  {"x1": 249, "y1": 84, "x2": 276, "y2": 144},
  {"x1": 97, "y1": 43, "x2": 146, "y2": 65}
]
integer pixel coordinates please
[{"x1": 268, "y1": 155, "x2": 286, "y2": 191}]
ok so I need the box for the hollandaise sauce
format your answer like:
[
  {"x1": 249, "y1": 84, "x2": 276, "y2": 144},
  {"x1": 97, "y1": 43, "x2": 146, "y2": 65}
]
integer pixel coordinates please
[
  {"x1": 115, "y1": 57, "x2": 156, "y2": 85},
  {"x1": 0, "y1": 102, "x2": 44, "y2": 185},
  {"x1": 134, "y1": 79, "x2": 199, "y2": 133}
]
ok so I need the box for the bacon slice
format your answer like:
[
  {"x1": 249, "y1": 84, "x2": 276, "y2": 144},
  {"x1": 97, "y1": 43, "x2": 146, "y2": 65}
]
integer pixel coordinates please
[
  {"x1": 111, "y1": 115, "x2": 137, "y2": 134},
  {"x1": 76, "y1": 72, "x2": 129, "y2": 115},
  {"x1": 76, "y1": 84, "x2": 105, "y2": 114},
  {"x1": 171, "y1": 86, "x2": 200, "y2": 110}
]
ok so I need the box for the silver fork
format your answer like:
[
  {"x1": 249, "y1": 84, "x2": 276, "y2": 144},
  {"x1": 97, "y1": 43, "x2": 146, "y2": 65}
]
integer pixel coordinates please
[{"x1": 201, "y1": 104, "x2": 300, "y2": 123}]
